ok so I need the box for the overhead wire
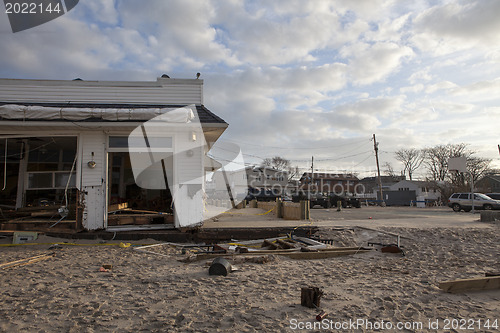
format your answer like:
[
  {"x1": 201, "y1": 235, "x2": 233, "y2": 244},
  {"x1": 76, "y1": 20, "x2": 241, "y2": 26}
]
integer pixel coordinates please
[{"x1": 218, "y1": 137, "x2": 372, "y2": 150}]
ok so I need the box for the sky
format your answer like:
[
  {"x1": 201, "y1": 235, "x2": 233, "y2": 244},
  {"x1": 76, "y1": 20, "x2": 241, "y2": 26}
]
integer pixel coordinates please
[{"x1": 1, "y1": 0, "x2": 499, "y2": 178}]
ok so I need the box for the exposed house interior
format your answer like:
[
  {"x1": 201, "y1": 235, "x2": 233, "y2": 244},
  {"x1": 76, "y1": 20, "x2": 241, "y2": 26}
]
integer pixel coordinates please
[
  {"x1": 0, "y1": 136, "x2": 176, "y2": 230},
  {"x1": 0, "y1": 136, "x2": 79, "y2": 230},
  {"x1": 106, "y1": 151, "x2": 174, "y2": 227}
]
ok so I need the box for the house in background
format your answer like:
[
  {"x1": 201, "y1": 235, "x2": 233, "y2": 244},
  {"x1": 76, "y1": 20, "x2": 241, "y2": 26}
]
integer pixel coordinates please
[
  {"x1": 208, "y1": 166, "x2": 289, "y2": 201},
  {"x1": 377, "y1": 180, "x2": 441, "y2": 206},
  {"x1": 476, "y1": 174, "x2": 500, "y2": 193},
  {"x1": 0, "y1": 77, "x2": 227, "y2": 231},
  {"x1": 359, "y1": 175, "x2": 406, "y2": 194},
  {"x1": 299, "y1": 172, "x2": 361, "y2": 194},
  {"x1": 246, "y1": 166, "x2": 288, "y2": 193}
]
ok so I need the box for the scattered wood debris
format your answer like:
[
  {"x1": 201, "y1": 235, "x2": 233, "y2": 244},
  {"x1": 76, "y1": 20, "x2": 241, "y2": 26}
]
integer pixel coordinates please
[
  {"x1": 135, "y1": 236, "x2": 372, "y2": 262},
  {"x1": 301, "y1": 286, "x2": 323, "y2": 308},
  {"x1": 0, "y1": 253, "x2": 55, "y2": 269},
  {"x1": 439, "y1": 276, "x2": 500, "y2": 293}
]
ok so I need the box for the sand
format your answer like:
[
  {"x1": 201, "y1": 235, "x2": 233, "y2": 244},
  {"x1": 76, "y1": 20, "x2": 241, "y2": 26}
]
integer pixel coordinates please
[{"x1": 1, "y1": 226, "x2": 499, "y2": 332}]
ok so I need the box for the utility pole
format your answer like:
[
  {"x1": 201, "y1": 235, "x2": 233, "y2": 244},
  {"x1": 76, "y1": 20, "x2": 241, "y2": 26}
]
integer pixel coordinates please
[
  {"x1": 311, "y1": 156, "x2": 314, "y2": 193},
  {"x1": 308, "y1": 156, "x2": 314, "y2": 201},
  {"x1": 373, "y1": 134, "x2": 384, "y2": 206}
]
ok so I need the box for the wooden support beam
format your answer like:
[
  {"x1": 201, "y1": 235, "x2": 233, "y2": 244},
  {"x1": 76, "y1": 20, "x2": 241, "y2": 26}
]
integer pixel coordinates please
[
  {"x1": 276, "y1": 238, "x2": 294, "y2": 249},
  {"x1": 283, "y1": 249, "x2": 371, "y2": 260},
  {"x1": 439, "y1": 276, "x2": 500, "y2": 293},
  {"x1": 192, "y1": 248, "x2": 372, "y2": 261},
  {"x1": 262, "y1": 239, "x2": 278, "y2": 250}
]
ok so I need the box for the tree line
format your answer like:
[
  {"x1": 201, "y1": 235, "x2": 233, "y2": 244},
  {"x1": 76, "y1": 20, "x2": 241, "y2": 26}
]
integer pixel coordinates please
[{"x1": 389, "y1": 143, "x2": 497, "y2": 190}]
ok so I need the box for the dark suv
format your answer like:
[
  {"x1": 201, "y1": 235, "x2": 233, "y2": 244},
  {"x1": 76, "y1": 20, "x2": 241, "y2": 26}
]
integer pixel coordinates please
[{"x1": 448, "y1": 193, "x2": 500, "y2": 212}]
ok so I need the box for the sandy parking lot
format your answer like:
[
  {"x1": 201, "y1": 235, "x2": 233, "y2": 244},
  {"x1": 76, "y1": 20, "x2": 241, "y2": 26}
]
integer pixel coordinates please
[
  {"x1": 1, "y1": 205, "x2": 498, "y2": 332},
  {"x1": 1, "y1": 224, "x2": 499, "y2": 332},
  {"x1": 203, "y1": 205, "x2": 492, "y2": 229}
]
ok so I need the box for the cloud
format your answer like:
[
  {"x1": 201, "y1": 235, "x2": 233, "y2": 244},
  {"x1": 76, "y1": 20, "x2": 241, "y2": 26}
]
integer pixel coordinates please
[
  {"x1": 364, "y1": 13, "x2": 410, "y2": 43},
  {"x1": 0, "y1": 16, "x2": 126, "y2": 79},
  {"x1": 117, "y1": 0, "x2": 239, "y2": 69},
  {"x1": 408, "y1": 70, "x2": 432, "y2": 84},
  {"x1": 341, "y1": 42, "x2": 414, "y2": 85},
  {"x1": 424, "y1": 81, "x2": 457, "y2": 94},
  {"x1": 210, "y1": 1, "x2": 346, "y2": 65},
  {"x1": 1, "y1": 0, "x2": 500, "y2": 175},
  {"x1": 78, "y1": 0, "x2": 120, "y2": 25},
  {"x1": 450, "y1": 78, "x2": 500, "y2": 102},
  {"x1": 413, "y1": 0, "x2": 500, "y2": 54},
  {"x1": 400, "y1": 84, "x2": 424, "y2": 94}
]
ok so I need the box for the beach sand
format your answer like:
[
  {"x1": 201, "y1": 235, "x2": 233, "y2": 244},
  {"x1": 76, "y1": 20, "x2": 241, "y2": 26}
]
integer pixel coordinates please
[{"x1": 1, "y1": 226, "x2": 499, "y2": 332}]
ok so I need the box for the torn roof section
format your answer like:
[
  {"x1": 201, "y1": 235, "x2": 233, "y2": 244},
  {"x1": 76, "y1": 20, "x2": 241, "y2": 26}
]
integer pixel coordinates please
[
  {"x1": 0, "y1": 77, "x2": 228, "y2": 144},
  {"x1": 0, "y1": 103, "x2": 226, "y2": 124}
]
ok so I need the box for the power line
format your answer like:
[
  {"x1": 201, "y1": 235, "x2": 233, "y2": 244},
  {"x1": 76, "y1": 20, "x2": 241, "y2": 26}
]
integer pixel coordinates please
[
  {"x1": 218, "y1": 137, "x2": 372, "y2": 150},
  {"x1": 287, "y1": 150, "x2": 373, "y2": 163}
]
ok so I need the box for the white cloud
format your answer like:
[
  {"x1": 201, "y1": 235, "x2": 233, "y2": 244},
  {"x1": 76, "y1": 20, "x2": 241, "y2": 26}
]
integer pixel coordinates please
[
  {"x1": 413, "y1": 0, "x2": 500, "y2": 54},
  {"x1": 82, "y1": 0, "x2": 119, "y2": 25},
  {"x1": 450, "y1": 78, "x2": 500, "y2": 102},
  {"x1": 424, "y1": 81, "x2": 457, "y2": 94},
  {"x1": 342, "y1": 42, "x2": 414, "y2": 85},
  {"x1": 364, "y1": 13, "x2": 410, "y2": 43},
  {"x1": 1, "y1": 0, "x2": 500, "y2": 174},
  {"x1": 408, "y1": 70, "x2": 432, "y2": 84},
  {"x1": 400, "y1": 84, "x2": 424, "y2": 94}
]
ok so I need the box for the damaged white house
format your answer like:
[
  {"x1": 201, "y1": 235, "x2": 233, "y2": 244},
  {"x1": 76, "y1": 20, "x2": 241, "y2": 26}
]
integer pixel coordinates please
[{"x1": 0, "y1": 77, "x2": 228, "y2": 231}]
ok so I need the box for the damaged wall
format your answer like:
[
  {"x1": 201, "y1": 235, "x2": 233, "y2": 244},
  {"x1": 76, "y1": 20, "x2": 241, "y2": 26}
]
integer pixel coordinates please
[{"x1": 79, "y1": 132, "x2": 106, "y2": 230}]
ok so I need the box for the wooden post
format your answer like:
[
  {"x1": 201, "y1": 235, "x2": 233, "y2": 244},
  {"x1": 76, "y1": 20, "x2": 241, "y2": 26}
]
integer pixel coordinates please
[
  {"x1": 300, "y1": 200, "x2": 310, "y2": 220},
  {"x1": 276, "y1": 198, "x2": 283, "y2": 218},
  {"x1": 373, "y1": 134, "x2": 385, "y2": 206},
  {"x1": 15, "y1": 140, "x2": 29, "y2": 209},
  {"x1": 301, "y1": 286, "x2": 323, "y2": 308}
]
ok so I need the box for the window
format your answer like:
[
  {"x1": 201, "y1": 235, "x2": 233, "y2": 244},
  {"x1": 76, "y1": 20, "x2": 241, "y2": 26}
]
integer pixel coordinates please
[
  {"x1": 458, "y1": 193, "x2": 469, "y2": 199},
  {"x1": 451, "y1": 193, "x2": 460, "y2": 198},
  {"x1": 27, "y1": 171, "x2": 76, "y2": 189}
]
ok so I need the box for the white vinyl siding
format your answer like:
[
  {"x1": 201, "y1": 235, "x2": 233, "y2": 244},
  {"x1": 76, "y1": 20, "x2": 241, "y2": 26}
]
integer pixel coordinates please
[
  {"x1": 79, "y1": 132, "x2": 106, "y2": 230},
  {"x1": 0, "y1": 79, "x2": 203, "y2": 105},
  {"x1": 80, "y1": 132, "x2": 105, "y2": 186}
]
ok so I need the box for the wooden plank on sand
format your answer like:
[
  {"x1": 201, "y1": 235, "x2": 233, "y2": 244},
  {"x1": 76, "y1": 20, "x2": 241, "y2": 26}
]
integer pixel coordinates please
[
  {"x1": 282, "y1": 249, "x2": 371, "y2": 260},
  {"x1": 439, "y1": 276, "x2": 500, "y2": 293},
  {"x1": 0, "y1": 253, "x2": 54, "y2": 269},
  {"x1": 193, "y1": 248, "x2": 371, "y2": 261}
]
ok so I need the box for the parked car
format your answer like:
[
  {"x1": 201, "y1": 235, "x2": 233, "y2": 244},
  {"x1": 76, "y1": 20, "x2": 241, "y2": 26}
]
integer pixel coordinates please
[
  {"x1": 447, "y1": 193, "x2": 500, "y2": 212},
  {"x1": 245, "y1": 187, "x2": 280, "y2": 202},
  {"x1": 292, "y1": 192, "x2": 361, "y2": 208},
  {"x1": 486, "y1": 193, "x2": 500, "y2": 200}
]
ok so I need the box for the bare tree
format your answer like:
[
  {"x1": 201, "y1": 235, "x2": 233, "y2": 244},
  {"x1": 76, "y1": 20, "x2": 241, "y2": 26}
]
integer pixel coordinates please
[
  {"x1": 423, "y1": 143, "x2": 491, "y2": 189},
  {"x1": 261, "y1": 156, "x2": 299, "y2": 181},
  {"x1": 467, "y1": 156, "x2": 492, "y2": 183},
  {"x1": 382, "y1": 162, "x2": 396, "y2": 177},
  {"x1": 395, "y1": 148, "x2": 425, "y2": 180}
]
